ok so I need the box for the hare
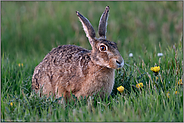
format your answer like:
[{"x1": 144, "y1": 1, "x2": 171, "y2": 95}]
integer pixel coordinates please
[{"x1": 32, "y1": 6, "x2": 124, "y2": 101}]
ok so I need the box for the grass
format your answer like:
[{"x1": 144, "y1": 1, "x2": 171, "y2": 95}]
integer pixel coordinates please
[{"x1": 1, "y1": 1, "x2": 183, "y2": 122}]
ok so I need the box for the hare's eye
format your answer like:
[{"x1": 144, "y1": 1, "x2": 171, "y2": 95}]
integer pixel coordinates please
[{"x1": 100, "y1": 45, "x2": 107, "y2": 51}]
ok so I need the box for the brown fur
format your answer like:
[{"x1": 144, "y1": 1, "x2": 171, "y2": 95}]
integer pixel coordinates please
[{"x1": 32, "y1": 6, "x2": 124, "y2": 101}]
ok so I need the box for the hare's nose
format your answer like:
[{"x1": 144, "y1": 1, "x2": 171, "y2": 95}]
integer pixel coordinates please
[
  {"x1": 116, "y1": 58, "x2": 124, "y2": 68},
  {"x1": 116, "y1": 60, "x2": 121, "y2": 65}
]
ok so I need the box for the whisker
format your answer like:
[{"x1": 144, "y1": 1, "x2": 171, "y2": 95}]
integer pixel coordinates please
[{"x1": 125, "y1": 63, "x2": 130, "y2": 67}]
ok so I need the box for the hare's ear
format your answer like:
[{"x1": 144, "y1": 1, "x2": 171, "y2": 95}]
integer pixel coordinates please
[
  {"x1": 76, "y1": 11, "x2": 96, "y2": 45},
  {"x1": 98, "y1": 6, "x2": 110, "y2": 39}
]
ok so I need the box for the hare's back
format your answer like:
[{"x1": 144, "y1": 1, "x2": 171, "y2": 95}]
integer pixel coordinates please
[
  {"x1": 34, "y1": 45, "x2": 91, "y2": 80},
  {"x1": 47, "y1": 45, "x2": 90, "y2": 62},
  {"x1": 32, "y1": 45, "x2": 92, "y2": 94}
]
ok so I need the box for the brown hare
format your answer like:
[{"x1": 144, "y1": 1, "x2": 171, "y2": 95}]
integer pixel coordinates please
[{"x1": 32, "y1": 6, "x2": 124, "y2": 101}]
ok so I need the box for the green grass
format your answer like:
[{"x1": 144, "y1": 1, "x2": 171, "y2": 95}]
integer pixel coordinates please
[{"x1": 1, "y1": 1, "x2": 183, "y2": 122}]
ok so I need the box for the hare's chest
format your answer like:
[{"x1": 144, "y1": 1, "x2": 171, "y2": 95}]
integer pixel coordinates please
[{"x1": 99, "y1": 69, "x2": 115, "y2": 95}]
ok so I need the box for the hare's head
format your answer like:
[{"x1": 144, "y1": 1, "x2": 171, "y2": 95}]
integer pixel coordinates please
[{"x1": 76, "y1": 6, "x2": 124, "y2": 69}]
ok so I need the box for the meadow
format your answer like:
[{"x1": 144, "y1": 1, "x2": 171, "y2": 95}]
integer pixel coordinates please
[{"x1": 1, "y1": 1, "x2": 183, "y2": 122}]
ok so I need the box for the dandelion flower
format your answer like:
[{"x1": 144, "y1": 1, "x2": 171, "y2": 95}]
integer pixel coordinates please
[
  {"x1": 178, "y1": 79, "x2": 183, "y2": 85},
  {"x1": 10, "y1": 102, "x2": 13, "y2": 106},
  {"x1": 175, "y1": 91, "x2": 178, "y2": 95},
  {"x1": 150, "y1": 66, "x2": 160, "y2": 73},
  {"x1": 136, "y1": 83, "x2": 143, "y2": 88},
  {"x1": 117, "y1": 86, "x2": 124, "y2": 93},
  {"x1": 129, "y1": 53, "x2": 133, "y2": 57},
  {"x1": 157, "y1": 53, "x2": 163, "y2": 57},
  {"x1": 18, "y1": 63, "x2": 23, "y2": 67}
]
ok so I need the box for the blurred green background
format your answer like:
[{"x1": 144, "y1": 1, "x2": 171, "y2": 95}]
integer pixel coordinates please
[{"x1": 1, "y1": 1, "x2": 182, "y2": 62}]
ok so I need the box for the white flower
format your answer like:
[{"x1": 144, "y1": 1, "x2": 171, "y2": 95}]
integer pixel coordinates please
[
  {"x1": 157, "y1": 53, "x2": 163, "y2": 57},
  {"x1": 129, "y1": 53, "x2": 133, "y2": 57}
]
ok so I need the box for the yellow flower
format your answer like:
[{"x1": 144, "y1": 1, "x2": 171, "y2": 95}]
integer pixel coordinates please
[
  {"x1": 150, "y1": 66, "x2": 160, "y2": 73},
  {"x1": 175, "y1": 91, "x2": 178, "y2": 95},
  {"x1": 117, "y1": 86, "x2": 124, "y2": 93},
  {"x1": 178, "y1": 79, "x2": 183, "y2": 85},
  {"x1": 166, "y1": 92, "x2": 170, "y2": 98},
  {"x1": 10, "y1": 102, "x2": 13, "y2": 106},
  {"x1": 136, "y1": 83, "x2": 143, "y2": 88},
  {"x1": 18, "y1": 63, "x2": 23, "y2": 67}
]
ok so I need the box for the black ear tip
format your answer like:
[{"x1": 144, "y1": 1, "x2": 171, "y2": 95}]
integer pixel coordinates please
[{"x1": 105, "y1": 6, "x2": 110, "y2": 12}]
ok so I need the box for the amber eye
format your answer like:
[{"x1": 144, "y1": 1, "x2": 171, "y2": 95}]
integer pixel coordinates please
[{"x1": 100, "y1": 45, "x2": 107, "y2": 51}]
